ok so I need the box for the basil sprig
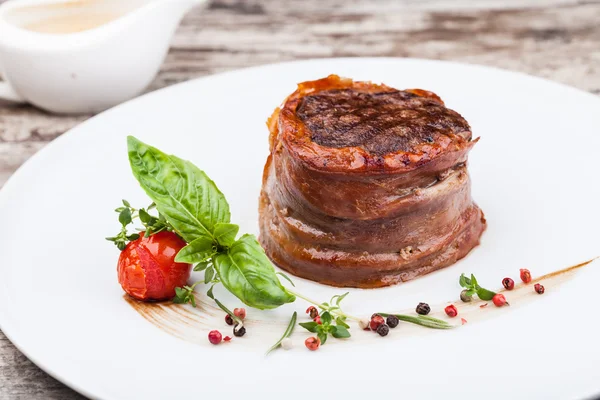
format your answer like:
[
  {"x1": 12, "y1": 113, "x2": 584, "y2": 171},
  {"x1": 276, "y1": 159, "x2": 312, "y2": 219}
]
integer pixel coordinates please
[
  {"x1": 459, "y1": 273, "x2": 496, "y2": 301},
  {"x1": 127, "y1": 136, "x2": 295, "y2": 310}
]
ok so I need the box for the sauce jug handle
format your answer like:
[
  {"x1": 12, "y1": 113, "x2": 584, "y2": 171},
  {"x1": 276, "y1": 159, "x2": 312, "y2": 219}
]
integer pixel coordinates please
[{"x1": 0, "y1": 78, "x2": 25, "y2": 103}]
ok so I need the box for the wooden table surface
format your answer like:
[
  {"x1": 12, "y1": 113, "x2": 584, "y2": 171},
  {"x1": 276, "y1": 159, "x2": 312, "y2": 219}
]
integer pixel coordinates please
[{"x1": 1, "y1": 0, "x2": 599, "y2": 398}]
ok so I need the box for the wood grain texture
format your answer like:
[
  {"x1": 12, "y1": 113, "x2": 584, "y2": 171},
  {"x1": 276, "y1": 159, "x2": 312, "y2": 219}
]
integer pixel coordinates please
[{"x1": 0, "y1": 0, "x2": 599, "y2": 398}]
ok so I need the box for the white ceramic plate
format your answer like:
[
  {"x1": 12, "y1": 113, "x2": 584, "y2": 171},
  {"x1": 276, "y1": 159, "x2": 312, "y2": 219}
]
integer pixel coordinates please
[{"x1": 1, "y1": 58, "x2": 599, "y2": 400}]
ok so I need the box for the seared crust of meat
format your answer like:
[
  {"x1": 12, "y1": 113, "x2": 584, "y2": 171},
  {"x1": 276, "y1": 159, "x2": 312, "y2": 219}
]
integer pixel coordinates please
[
  {"x1": 297, "y1": 89, "x2": 470, "y2": 156},
  {"x1": 259, "y1": 75, "x2": 486, "y2": 288}
]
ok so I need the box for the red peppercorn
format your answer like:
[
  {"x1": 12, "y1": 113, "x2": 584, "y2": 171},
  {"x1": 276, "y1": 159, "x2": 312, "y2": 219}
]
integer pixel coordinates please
[
  {"x1": 314, "y1": 315, "x2": 322, "y2": 325},
  {"x1": 208, "y1": 330, "x2": 222, "y2": 345},
  {"x1": 534, "y1": 283, "x2": 545, "y2": 294},
  {"x1": 369, "y1": 314, "x2": 385, "y2": 330},
  {"x1": 502, "y1": 277, "x2": 515, "y2": 290},
  {"x1": 492, "y1": 293, "x2": 509, "y2": 307},
  {"x1": 306, "y1": 306, "x2": 319, "y2": 319},
  {"x1": 225, "y1": 314, "x2": 234, "y2": 326},
  {"x1": 233, "y1": 308, "x2": 246, "y2": 320},
  {"x1": 445, "y1": 304, "x2": 458, "y2": 318},
  {"x1": 520, "y1": 269, "x2": 532, "y2": 284},
  {"x1": 305, "y1": 336, "x2": 320, "y2": 351}
]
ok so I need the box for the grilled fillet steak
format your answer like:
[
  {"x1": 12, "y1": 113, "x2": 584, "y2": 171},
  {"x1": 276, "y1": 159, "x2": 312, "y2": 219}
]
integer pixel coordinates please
[{"x1": 259, "y1": 75, "x2": 486, "y2": 288}]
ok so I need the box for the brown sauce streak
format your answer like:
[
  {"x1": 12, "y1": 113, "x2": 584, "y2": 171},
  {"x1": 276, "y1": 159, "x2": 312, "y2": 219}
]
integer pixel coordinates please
[{"x1": 125, "y1": 258, "x2": 598, "y2": 347}]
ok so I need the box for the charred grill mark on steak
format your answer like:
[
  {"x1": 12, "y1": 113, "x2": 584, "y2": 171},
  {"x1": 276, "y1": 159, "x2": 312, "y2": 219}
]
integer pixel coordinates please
[{"x1": 296, "y1": 89, "x2": 471, "y2": 156}]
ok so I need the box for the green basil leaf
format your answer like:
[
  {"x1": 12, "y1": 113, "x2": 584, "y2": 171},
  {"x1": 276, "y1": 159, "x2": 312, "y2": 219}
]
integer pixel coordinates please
[
  {"x1": 476, "y1": 287, "x2": 496, "y2": 301},
  {"x1": 175, "y1": 234, "x2": 214, "y2": 263},
  {"x1": 317, "y1": 331, "x2": 328, "y2": 345},
  {"x1": 213, "y1": 223, "x2": 239, "y2": 247},
  {"x1": 204, "y1": 266, "x2": 215, "y2": 284},
  {"x1": 122, "y1": 199, "x2": 131, "y2": 207},
  {"x1": 470, "y1": 274, "x2": 479, "y2": 287},
  {"x1": 214, "y1": 234, "x2": 295, "y2": 310},
  {"x1": 321, "y1": 311, "x2": 332, "y2": 325},
  {"x1": 299, "y1": 321, "x2": 319, "y2": 333},
  {"x1": 332, "y1": 325, "x2": 351, "y2": 339},
  {"x1": 127, "y1": 136, "x2": 230, "y2": 242},
  {"x1": 459, "y1": 273, "x2": 471, "y2": 288}
]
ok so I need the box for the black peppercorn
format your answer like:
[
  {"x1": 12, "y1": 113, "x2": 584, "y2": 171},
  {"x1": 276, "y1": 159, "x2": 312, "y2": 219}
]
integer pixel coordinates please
[
  {"x1": 416, "y1": 302, "x2": 430, "y2": 315},
  {"x1": 225, "y1": 314, "x2": 234, "y2": 326},
  {"x1": 386, "y1": 315, "x2": 399, "y2": 328},
  {"x1": 376, "y1": 324, "x2": 389, "y2": 337},
  {"x1": 233, "y1": 324, "x2": 246, "y2": 337}
]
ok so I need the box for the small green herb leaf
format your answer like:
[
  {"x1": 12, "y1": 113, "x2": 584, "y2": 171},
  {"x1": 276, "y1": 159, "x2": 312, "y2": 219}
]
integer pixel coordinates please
[
  {"x1": 206, "y1": 283, "x2": 216, "y2": 299},
  {"x1": 127, "y1": 233, "x2": 140, "y2": 241},
  {"x1": 331, "y1": 325, "x2": 351, "y2": 339},
  {"x1": 321, "y1": 311, "x2": 333, "y2": 325},
  {"x1": 118, "y1": 207, "x2": 132, "y2": 226},
  {"x1": 194, "y1": 261, "x2": 210, "y2": 272},
  {"x1": 459, "y1": 273, "x2": 472, "y2": 288},
  {"x1": 204, "y1": 265, "x2": 215, "y2": 284},
  {"x1": 317, "y1": 331, "x2": 328, "y2": 345},
  {"x1": 173, "y1": 285, "x2": 196, "y2": 306},
  {"x1": 335, "y1": 292, "x2": 349, "y2": 305},
  {"x1": 299, "y1": 321, "x2": 319, "y2": 333},
  {"x1": 336, "y1": 316, "x2": 350, "y2": 329},
  {"x1": 470, "y1": 274, "x2": 479, "y2": 287},
  {"x1": 213, "y1": 223, "x2": 239, "y2": 247}
]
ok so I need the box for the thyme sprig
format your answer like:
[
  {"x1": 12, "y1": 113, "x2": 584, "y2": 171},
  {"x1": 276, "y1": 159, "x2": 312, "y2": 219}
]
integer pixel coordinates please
[{"x1": 105, "y1": 200, "x2": 175, "y2": 250}]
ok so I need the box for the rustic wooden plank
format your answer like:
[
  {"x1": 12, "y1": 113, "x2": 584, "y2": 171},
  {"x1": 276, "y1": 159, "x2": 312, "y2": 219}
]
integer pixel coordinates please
[{"x1": 0, "y1": 0, "x2": 599, "y2": 398}]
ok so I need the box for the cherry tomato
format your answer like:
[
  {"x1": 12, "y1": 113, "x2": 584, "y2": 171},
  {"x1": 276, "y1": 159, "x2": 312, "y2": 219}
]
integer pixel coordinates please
[{"x1": 117, "y1": 231, "x2": 191, "y2": 301}]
